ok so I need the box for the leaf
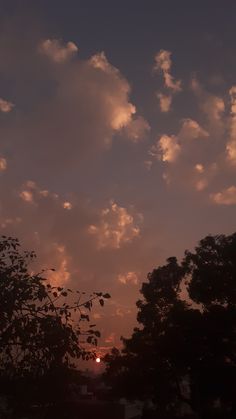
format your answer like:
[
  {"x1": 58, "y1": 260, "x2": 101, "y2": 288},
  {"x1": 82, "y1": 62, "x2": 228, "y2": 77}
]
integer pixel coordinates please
[{"x1": 99, "y1": 299, "x2": 104, "y2": 306}]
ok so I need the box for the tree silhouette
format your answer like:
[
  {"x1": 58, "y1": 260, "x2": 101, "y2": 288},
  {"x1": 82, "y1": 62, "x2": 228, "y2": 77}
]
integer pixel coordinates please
[
  {"x1": 104, "y1": 233, "x2": 236, "y2": 418},
  {"x1": 0, "y1": 236, "x2": 110, "y2": 414}
]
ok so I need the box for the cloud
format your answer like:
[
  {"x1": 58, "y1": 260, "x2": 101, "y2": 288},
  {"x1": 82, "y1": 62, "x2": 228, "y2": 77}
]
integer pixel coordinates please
[
  {"x1": 154, "y1": 135, "x2": 180, "y2": 162},
  {"x1": 202, "y1": 96, "x2": 225, "y2": 123},
  {"x1": 157, "y1": 93, "x2": 172, "y2": 112},
  {"x1": 39, "y1": 39, "x2": 78, "y2": 63},
  {"x1": 150, "y1": 119, "x2": 207, "y2": 164},
  {"x1": 19, "y1": 181, "x2": 57, "y2": 205},
  {"x1": 195, "y1": 178, "x2": 208, "y2": 191},
  {"x1": 63, "y1": 201, "x2": 72, "y2": 210},
  {"x1": 88, "y1": 51, "x2": 136, "y2": 131},
  {"x1": 0, "y1": 41, "x2": 145, "y2": 181},
  {"x1": 0, "y1": 98, "x2": 14, "y2": 112},
  {"x1": 1, "y1": 217, "x2": 21, "y2": 229},
  {"x1": 105, "y1": 332, "x2": 116, "y2": 344},
  {"x1": 90, "y1": 51, "x2": 117, "y2": 74},
  {"x1": 144, "y1": 160, "x2": 153, "y2": 170},
  {"x1": 117, "y1": 271, "x2": 139, "y2": 285},
  {"x1": 210, "y1": 186, "x2": 236, "y2": 205},
  {"x1": 19, "y1": 190, "x2": 34, "y2": 203},
  {"x1": 124, "y1": 116, "x2": 150, "y2": 142},
  {"x1": 0, "y1": 157, "x2": 7, "y2": 171},
  {"x1": 0, "y1": 26, "x2": 174, "y2": 349},
  {"x1": 114, "y1": 306, "x2": 132, "y2": 318},
  {"x1": 88, "y1": 201, "x2": 141, "y2": 249},
  {"x1": 149, "y1": 109, "x2": 224, "y2": 193},
  {"x1": 226, "y1": 86, "x2": 236, "y2": 165},
  {"x1": 195, "y1": 163, "x2": 204, "y2": 174},
  {"x1": 154, "y1": 49, "x2": 182, "y2": 92},
  {"x1": 179, "y1": 118, "x2": 209, "y2": 140},
  {"x1": 191, "y1": 78, "x2": 225, "y2": 125},
  {"x1": 46, "y1": 244, "x2": 70, "y2": 286}
]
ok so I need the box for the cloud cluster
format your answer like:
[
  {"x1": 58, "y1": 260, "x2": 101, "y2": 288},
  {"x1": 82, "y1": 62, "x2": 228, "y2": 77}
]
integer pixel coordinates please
[
  {"x1": 88, "y1": 201, "x2": 141, "y2": 249},
  {"x1": 149, "y1": 77, "x2": 236, "y2": 204},
  {"x1": 0, "y1": 28, "x2": 156, "y2": 347},
  {"x1": 19, "y1": 180, "x2": 58, "y2": 205},
  {"x1": 0, "y1": 39, "x2": 149, "y2": 183}
]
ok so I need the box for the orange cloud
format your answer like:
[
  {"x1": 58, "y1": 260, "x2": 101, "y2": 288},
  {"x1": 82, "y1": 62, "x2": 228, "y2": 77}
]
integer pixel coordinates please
[
  {"x1": 88, "y1": 201, "x2": 141, "y2": 249},
  {"x1": 63, "y1": 201, "x2": 72, "y2": 210},
  {"x1": 0, "y1": 98, "x2": 14, "y2": 113},
  {"x1": 150, "y1": 135, "x2": 180, "y2": 163},
  {"x1": 191, "y1": 78, "x2": 225, "y2": 125},
  {"x1": 19, "y1": 181, "x2": 58, "y2": 205},
  {"x1": 179, "y1": 118, "x2": 209, "y2": 140},
  {"x1": 124, "y1": 116, "x2": 150, "y2": 142},
  {"x1": 39, "y1": 39, "x2": 78, "y2": 63},
  {"x1": 210, "y1": 186, "x2": 236, "y2": 205},
  {"x1": 157, "y1": 93, "x2": 172, "y2": 112},
  {"x1": 154, "y1": 50, "x2": 182, "y2": 92},
  {"x1": 46, "y1": 244, "x2": 71, "y2": 286},
  {"x1": 118, "y1": 271, "x2": 139, "y2": 285},
  {"x1": 105, "y1": 332, "x2": 116, "y2": 344},
  {"x1": 195, "y1": 164, "x2": 204, "y2": 173},
  {"x1": 0, "y1": 157, "x2": 7, "y2": 171},
  {"x1": 226, "y1": 86, "x2": 236, "y2": 165}
]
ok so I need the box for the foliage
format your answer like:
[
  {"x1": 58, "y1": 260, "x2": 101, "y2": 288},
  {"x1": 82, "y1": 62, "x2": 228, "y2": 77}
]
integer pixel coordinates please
[
  {"x1": 0, "y1": 236, "x2": 110, "y2": 380},
  {"x1": 104, "y1": 233, "x2": 236, "y2": 418}
]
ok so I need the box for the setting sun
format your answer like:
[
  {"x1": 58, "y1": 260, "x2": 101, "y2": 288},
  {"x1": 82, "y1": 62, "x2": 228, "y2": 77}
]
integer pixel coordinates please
[{"x1": 95, "y1": 357, "x2": 101, "y2": 363}]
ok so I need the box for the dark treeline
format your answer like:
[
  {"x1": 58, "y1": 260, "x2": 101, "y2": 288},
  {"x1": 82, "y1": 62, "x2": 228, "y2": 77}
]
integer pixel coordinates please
[
  {"x1": 104, "y1": 233, "x2": 236, "y2": 418},
  {"x1": 0, "y1": 236, "x2": 110, "y2": 418},
  {"x1": 1, "y1": 233, "x2": 236, "y2": 418}
]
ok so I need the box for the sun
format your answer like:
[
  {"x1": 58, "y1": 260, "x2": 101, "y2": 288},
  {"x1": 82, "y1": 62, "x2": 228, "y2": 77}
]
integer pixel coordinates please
[{"x1": 95, "y1": 357, "x2": 101, "y2": 363}]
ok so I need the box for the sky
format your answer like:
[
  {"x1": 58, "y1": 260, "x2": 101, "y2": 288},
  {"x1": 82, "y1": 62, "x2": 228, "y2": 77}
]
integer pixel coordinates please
[{"x1": 0, "y1": 0, "x2": 236, "y2": 356}]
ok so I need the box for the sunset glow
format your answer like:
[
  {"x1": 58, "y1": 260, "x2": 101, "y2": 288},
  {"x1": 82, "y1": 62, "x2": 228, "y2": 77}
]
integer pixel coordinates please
[{"x1": 0, "y1": 2, "x2": 235, "y2": 355}]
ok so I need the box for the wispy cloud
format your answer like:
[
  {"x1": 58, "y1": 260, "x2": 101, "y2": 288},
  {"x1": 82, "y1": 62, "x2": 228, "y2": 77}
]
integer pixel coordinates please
[
  {"x1": 39, "y1": 39, "x2": 78, "y2": 63},
  {"x1": 154, "y1": 49, "x2": 182, "y2": 92},
  {"x1": 156, "y1": 93, "x2": 172, "y2": 113}
]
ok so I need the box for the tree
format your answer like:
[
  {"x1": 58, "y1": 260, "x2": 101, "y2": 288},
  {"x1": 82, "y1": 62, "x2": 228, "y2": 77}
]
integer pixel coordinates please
[
  {"x1": 104, "y1": 233, "x2": 236, "y2": 418},
  {"x1": 0, "y1": 236, "x2": 110, "y2": 412}
]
